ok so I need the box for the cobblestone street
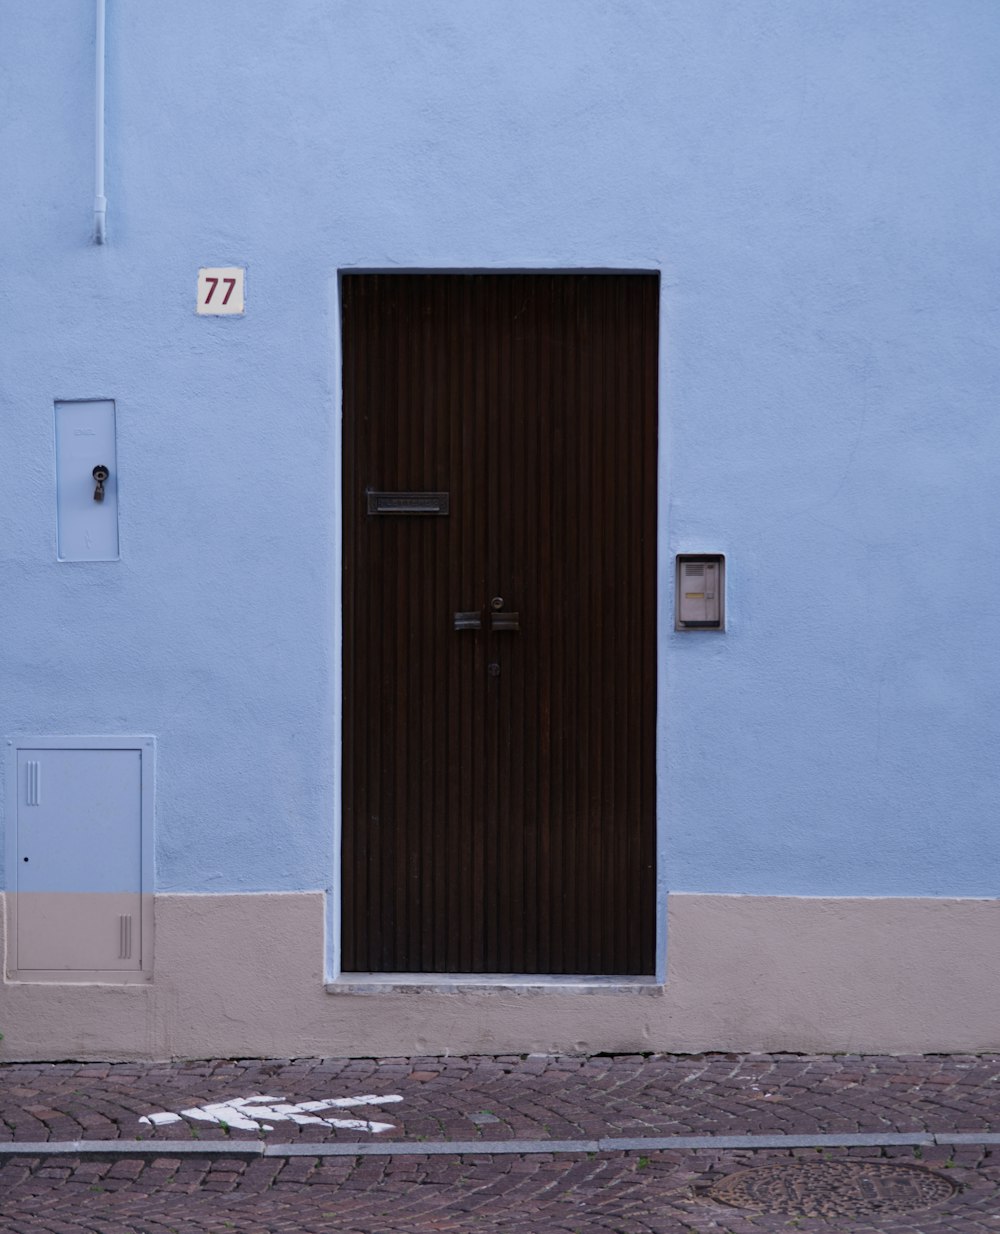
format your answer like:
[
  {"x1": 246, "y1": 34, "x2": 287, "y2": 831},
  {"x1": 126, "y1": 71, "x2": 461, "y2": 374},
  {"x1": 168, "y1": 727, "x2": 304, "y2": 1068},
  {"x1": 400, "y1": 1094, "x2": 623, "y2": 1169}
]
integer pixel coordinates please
[
  {"x1": 1, "y1": 1144, "x2": 998, "y2": 1233},
  {"x1": 2, "y1": 1053, "x2": 999, "y2": 1145},
  {"x1": 1, "y1": 1054, "x2": 998, "y2": 1231}
]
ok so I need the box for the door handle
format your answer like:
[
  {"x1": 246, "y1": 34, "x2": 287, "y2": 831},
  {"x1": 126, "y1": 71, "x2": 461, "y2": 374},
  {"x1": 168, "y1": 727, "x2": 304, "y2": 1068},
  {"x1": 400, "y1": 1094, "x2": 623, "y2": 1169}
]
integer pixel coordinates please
[
  {"x1": 455, "y1": 603, "x2": 519, "y2": 631},
  {"x1": 490, "y1": 611, "x2": 519, "y2": 631}
]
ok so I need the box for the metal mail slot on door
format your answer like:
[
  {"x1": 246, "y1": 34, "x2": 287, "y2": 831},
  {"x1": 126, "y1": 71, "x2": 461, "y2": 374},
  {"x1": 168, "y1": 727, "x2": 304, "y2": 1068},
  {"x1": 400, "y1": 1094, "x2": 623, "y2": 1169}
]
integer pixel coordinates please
[
  {"x1": 367, "y1": 491, "x2": 449, "y2": 515},
  {"x1": 676, "y1": 554, "x2": 725, "y2": 629}
]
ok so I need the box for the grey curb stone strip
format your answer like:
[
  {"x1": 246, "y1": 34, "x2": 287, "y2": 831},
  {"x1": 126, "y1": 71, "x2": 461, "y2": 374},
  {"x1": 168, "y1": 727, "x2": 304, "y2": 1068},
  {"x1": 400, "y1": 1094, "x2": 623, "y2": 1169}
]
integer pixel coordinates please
[
  {"x1": 595, "y1": 1133, "x2": 939, "y2": 1151},
  {"x1": 2, "y1": 1131, "x2": 999, "y2": 1158},
  {"x1": 274, "y1": 1139, "x2": 602, "y2": 1157},
  {"x1": 262, "y1": 1133, "x2": 942, "y2": 1156},
  {"x1": 934, "y1": 1133, "x2": 1000, "y2": 1145},
  {"x1": 0, "y1": 1141, "x2": 265, "y2": 1158}
]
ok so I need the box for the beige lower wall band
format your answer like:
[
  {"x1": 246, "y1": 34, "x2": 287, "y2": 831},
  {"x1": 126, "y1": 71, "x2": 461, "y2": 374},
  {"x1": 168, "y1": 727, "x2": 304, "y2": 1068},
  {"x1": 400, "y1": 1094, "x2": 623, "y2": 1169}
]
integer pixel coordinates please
[{"x1": 2, "y1": 892, "x2": 998, "y2": 1060}]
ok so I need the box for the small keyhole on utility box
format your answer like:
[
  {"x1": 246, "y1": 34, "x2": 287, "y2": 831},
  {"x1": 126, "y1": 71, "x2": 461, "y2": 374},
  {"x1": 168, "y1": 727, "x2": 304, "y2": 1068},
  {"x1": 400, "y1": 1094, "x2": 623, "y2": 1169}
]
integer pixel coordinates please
[{"x1": 92, "y1": 464, "x2": 109, "y2": 503}]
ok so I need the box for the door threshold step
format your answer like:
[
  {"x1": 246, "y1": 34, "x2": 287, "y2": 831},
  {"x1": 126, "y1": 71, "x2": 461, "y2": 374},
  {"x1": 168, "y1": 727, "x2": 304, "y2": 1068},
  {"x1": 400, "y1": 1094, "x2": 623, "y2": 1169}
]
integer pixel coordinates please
[{"x1": 326, "y1": 973, "x2": 663, "y2": 996}]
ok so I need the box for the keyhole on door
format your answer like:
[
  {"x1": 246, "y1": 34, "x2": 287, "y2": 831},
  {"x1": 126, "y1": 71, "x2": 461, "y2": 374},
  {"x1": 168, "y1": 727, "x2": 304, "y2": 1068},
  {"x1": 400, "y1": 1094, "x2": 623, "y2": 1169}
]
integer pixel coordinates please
[{"x1": 490, "y1": 597, "x2": 504, "y2": 611}]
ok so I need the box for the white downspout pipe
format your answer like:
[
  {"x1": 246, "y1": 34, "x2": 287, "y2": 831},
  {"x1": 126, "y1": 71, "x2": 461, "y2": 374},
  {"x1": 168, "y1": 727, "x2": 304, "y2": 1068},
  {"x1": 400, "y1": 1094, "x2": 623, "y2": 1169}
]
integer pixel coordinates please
[{"x1": 93, "y1": 0, "x2": 107, "y2": 244}]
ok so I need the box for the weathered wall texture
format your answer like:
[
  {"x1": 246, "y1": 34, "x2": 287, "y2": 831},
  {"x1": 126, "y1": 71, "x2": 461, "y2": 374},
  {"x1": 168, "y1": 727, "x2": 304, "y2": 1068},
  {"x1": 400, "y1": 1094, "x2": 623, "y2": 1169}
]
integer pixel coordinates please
[
  {"x1": 1, "y1": 893, "x2": 998, "y2": 1060},
  {"x1": 2, "y1": 1, "x2": 999, "y2": 1056}
]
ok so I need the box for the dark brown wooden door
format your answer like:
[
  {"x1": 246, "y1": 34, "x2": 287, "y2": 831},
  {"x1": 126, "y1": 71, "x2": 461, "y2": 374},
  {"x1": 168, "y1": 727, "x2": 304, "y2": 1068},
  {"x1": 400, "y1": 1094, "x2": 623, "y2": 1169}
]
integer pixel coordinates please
[{"x1": 342, "y1": 273, "x2": 657, "y2": 975}]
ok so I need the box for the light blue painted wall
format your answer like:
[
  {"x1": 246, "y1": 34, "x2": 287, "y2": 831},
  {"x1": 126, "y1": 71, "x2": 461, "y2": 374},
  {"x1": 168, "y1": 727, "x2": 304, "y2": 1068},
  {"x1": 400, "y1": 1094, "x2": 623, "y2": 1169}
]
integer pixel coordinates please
[{"x1": 2, "y1": 1, "x2": 999, "y2": 901}]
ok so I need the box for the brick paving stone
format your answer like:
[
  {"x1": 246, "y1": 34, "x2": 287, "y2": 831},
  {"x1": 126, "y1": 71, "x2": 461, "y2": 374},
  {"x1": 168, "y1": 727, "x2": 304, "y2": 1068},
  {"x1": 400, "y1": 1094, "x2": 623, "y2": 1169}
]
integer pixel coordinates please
[
  {"x1": 0, "y1": 1145, "x2": 997, "y2": 1233},
  {"x1": 0, "y1": 1051, "x2": 988, "y2": 1146},
  {"x1": 0, "y1": 1054, "x2": 999, "y2": 1230}
]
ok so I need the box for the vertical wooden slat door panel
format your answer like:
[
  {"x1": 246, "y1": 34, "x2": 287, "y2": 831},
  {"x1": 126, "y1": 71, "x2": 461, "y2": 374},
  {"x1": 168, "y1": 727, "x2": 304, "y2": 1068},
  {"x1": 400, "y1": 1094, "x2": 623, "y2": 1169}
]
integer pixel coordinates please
[{"x1": 343, "y1": 273, "x2": 657, "y2": 975}]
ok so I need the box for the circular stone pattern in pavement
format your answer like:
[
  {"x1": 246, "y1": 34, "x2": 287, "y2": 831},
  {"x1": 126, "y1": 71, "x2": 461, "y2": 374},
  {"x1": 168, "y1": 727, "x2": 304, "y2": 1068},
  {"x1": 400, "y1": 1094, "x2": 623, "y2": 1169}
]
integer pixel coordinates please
[{"x1": 707, "y1": 1160, "x2": 957, "y2": 1218}]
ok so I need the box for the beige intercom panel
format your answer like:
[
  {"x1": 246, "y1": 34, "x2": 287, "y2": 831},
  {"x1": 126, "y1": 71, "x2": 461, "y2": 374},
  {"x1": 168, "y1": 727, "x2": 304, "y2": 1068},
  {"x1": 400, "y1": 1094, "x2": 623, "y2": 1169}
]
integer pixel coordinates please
[{"x1": 676, "y1": 555, "x2": 724, "y2": 629}]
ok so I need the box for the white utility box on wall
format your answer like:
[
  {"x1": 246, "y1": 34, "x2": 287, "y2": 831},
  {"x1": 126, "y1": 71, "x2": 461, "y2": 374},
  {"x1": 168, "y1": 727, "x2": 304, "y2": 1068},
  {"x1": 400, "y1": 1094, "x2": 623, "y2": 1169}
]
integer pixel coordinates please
[
  {"x1": 5, "y1": 737, "x2": 154, "y2": 982},
  {"x1": 54, "y1": 400, "x2": 120, "y2": 561}
]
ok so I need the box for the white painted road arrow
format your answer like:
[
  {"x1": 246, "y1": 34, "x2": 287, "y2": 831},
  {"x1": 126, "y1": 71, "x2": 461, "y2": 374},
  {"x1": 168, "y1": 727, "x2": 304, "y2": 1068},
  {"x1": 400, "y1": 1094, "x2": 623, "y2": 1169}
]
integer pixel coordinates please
[{"x1": 139, "y1": 1093, "x2": 403, "y2": 1133}]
